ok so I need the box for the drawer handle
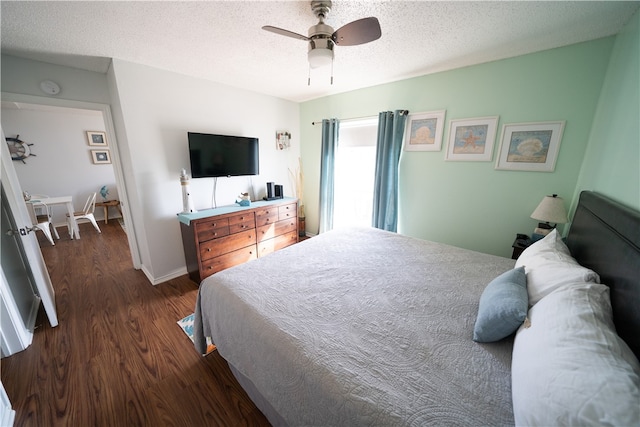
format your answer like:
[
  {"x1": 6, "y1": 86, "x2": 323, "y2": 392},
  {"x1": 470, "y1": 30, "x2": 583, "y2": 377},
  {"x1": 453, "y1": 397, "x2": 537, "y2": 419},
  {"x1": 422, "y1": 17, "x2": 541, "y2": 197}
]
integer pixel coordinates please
[
  {"x1": 208, "y1": 266, "x2": 213, "y2": 270},
  {"x1": 207, "y1": 248, "x2": 211, "y2": 252}
]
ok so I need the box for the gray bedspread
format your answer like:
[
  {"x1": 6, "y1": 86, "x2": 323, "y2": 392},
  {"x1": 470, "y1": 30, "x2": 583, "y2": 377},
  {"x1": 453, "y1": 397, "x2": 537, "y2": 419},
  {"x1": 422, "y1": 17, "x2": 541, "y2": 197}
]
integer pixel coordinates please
[{"x1": 194, "y1": 227, "x2": 516, "y2": 426}]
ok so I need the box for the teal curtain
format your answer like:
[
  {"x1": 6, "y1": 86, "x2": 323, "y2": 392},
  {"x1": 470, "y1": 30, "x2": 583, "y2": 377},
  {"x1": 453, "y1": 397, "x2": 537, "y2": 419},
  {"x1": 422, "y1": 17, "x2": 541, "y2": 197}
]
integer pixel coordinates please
[
  {"x1": 319, "y1": 118, "x2": 339, "y2": 233},
  {"x1": 372, "y1": 110, "x2": 408, "y2": 232}
]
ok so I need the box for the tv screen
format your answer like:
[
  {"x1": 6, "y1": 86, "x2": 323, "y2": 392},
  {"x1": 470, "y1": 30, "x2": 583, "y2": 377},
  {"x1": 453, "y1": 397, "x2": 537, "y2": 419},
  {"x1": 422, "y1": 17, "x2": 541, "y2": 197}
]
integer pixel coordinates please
[{"x1": 188, "y1": 132, "x2": 259, "y2": 178}]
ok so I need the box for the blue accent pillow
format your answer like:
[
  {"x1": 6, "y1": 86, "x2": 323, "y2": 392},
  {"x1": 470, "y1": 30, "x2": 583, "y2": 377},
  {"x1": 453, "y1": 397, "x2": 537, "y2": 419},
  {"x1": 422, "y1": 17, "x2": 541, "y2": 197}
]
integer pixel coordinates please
[{"x1": 473, "y1": 267, "x2": 528, "y2": 343}]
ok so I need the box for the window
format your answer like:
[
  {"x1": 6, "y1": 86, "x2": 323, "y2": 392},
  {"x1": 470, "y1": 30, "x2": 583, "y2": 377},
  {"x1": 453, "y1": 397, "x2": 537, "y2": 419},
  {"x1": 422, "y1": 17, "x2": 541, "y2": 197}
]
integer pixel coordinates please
[{"x1": 333, "y1": 118, "x2": 378, "y2": 228}]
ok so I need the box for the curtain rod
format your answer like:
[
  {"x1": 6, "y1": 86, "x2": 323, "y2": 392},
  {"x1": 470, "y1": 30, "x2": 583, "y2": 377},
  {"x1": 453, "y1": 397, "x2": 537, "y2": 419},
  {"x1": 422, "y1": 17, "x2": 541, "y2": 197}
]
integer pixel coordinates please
[{"x1": 311, "y1": 110, "x2": 409, "y2": 125}]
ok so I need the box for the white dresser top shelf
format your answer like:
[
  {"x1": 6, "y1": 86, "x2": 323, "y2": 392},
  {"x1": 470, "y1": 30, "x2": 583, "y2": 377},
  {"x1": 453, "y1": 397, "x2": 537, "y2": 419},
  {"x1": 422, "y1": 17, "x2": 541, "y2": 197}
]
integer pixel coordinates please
[{"x1": 177, "y1": 197, "x2": 297, "y2": 225}]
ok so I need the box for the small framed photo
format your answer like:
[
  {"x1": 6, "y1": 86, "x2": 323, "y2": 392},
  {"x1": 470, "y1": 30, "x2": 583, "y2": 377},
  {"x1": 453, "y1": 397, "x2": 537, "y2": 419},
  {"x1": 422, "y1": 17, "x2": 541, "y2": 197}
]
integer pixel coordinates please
[
  {"x1": 276, "y1": 131, "x2": 291, "y2": 150},
  {"x1": 445, "y1": 116, "x2": 499, "y2": 161},
  {"x1": 86, "y1": 131, "x2": 107, "y2": 146},
  {"x1": 403, "y1": 110, "x2": 446, "y2": 152},
  {"x1": 91, "y1": 149, "x2": 111, "y2": 164},
  {"x1": 495, "y1": 121, "x2": 565, "y2": 172}
]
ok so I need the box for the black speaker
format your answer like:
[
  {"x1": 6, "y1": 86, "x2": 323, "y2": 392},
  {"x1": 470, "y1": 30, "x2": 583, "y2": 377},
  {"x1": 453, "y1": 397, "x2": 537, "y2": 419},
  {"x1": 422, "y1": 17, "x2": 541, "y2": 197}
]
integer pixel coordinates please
[
  {"x1": 275, "y1": 185, "x2": 283, "y2": 199},
  {"x1": 266, "y1": 182, "x2": 275, "y2": 199}
]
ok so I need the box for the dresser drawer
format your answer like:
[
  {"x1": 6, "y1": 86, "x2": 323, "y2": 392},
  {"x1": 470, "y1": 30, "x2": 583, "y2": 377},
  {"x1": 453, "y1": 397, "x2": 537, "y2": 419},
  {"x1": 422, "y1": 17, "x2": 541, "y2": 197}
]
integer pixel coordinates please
[
  {"x1": 255, "y1": 207, "x2": 278, "y2": 227},
  {"x1": 200, "y1": 229, "x2": 256, "y2": 261},
  {"x1": 196, "y1": 218, "x2": 230, "y2": 242},
  {"x1": 200, "y1": 245, "x2": 257, "y2": 278},
  {"x1": 257, "y1": 219, "x2": 297, "y2": 243},
  {"x1": 258, "y1": 230, "x2": 298, "y2": 257},
  {"x1": 278, "y1": 203, "x2": 297, "y2": 221},
  {"x1": 229, "y1": 211, "x2": 255, "y2": 233}
]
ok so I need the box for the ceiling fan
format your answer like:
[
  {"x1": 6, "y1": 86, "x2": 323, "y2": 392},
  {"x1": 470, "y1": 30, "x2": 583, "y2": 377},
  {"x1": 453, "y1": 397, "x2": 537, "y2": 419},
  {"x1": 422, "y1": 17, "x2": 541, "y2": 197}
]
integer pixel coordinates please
[{"x1": 263, "y1": 0, "x2": 381, "y2": 75}]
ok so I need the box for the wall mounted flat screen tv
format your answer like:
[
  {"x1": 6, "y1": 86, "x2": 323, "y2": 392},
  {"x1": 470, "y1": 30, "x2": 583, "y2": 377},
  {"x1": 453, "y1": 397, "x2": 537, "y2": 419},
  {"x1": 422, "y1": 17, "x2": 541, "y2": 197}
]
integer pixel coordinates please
[{"x1": 188, "y1": 132, "x2": 259, "y2": 178}]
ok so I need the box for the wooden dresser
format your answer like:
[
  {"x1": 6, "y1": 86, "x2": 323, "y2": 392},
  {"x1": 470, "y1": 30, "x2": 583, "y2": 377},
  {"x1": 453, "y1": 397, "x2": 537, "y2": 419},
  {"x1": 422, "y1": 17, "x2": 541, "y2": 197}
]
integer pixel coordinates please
[{"x1": 179, "y1": 198, "x2": 298, "y2": 283}]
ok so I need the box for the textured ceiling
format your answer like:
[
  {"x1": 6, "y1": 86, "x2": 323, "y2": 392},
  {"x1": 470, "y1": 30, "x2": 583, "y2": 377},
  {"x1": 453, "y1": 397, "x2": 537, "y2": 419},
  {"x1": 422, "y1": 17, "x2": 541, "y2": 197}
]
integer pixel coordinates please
[{"x1": 2, "y1": 1, "x2": 638, "y2": 103}]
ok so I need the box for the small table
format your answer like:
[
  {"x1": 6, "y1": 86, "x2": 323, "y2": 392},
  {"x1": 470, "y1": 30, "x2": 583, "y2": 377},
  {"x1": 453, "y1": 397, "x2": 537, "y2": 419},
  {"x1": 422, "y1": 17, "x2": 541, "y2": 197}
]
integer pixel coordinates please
[
  {"x1": 511, "y1": 234, "x2": 532, "y2": 260},
  {"x1": 29, "y1": 195, "x2": 80, "y2": 239},
  {"x1": 95, "y1": 200, "x2": 122, "y2": 224}
]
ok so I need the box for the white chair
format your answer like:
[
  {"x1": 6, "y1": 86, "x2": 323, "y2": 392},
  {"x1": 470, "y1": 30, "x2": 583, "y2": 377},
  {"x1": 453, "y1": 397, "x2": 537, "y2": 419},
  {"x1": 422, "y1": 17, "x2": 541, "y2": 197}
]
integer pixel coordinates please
[
  {"x1": 67, "y1": 192, "x2": 101, "y2": 236},
  {"x1": 27, "y1": 201, "x2": 60, "y2": 245},
  {"x1": 29, "y1": 193, "x2": 49, "y2": 199},
  {"x1": 28, "y1": 193, "x2": 49, "y2": 216}
]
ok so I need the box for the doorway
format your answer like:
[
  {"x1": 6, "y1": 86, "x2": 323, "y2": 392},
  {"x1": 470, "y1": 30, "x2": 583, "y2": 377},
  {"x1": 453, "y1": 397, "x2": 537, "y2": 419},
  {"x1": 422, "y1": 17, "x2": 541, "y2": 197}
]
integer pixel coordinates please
[
  {"x1": 0, "y1": 93, "x2": 140, "y2": 269},
  {"x1": 2, "y1": 102, "x2": 117, "y2": 230}
]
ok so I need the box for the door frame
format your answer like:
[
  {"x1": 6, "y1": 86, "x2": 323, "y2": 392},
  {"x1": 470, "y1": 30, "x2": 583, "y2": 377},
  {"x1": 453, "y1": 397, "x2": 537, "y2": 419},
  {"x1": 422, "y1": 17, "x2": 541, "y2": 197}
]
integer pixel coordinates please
[
  {"x1": 0, "y1": 380, "x2": 15, "y2": 427},
  {"x1": 1, "y1": 92, "x2": 141, "y2": 269}
]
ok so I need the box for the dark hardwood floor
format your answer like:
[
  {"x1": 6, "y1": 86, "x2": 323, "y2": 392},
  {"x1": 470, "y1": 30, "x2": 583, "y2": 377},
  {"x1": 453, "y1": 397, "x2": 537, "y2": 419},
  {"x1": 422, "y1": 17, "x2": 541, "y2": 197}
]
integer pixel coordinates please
[{"x1": 1, "y1": 220, "x2": 270, "y2": 426}]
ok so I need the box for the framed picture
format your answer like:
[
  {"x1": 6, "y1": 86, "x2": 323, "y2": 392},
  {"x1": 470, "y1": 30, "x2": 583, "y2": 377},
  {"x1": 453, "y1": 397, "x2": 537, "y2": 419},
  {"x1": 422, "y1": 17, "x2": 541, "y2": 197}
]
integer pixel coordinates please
[
  {"x1": 445, "y1": 116, "x2": 499, "y2": 161},
  {"x1": 403, "y1": 110, "x2": 446, "y2": 151},
  {"x1": 495, "y1": 121, "x2": 565, "y2": 172},
  {"x1": 91, "y1": 149, "x2": 111, "y2": 164},
  {"x1": 86, "y1": 131, "x2": 107, "y2": 146},
  {"x1": 276, "y1": 131, "x2": 291, "y2": 150}
]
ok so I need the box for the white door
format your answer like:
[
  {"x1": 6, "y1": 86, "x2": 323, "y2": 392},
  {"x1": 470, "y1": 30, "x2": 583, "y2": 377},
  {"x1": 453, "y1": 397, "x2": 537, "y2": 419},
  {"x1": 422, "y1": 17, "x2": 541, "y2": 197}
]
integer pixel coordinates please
[
  {"x1": 1, "y1": 127, "x2": 58, "y2": 345},
  {"x1": 1, "y1": 184, "x2": 41, "y2": 352}
]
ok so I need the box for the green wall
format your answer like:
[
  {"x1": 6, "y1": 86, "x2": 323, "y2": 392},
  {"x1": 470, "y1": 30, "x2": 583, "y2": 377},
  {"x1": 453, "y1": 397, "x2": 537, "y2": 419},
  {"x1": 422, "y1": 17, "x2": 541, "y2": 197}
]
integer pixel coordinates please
[
  {"x1": 573, "y1": 12, "x2": 639, "y2": 211},
  {"x1": 301, "y1": 37, "x2": 615, "y2": 258}
]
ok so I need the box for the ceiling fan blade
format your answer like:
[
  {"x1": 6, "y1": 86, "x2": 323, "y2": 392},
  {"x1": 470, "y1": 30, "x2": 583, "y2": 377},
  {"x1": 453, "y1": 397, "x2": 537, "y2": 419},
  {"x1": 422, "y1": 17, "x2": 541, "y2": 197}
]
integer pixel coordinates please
[
  {"x1": 332, "y1": 17, "x2": 381, "y2": 46},
  {"x1": 262, "y1": 26, "x2": 309, "y2": 41}
]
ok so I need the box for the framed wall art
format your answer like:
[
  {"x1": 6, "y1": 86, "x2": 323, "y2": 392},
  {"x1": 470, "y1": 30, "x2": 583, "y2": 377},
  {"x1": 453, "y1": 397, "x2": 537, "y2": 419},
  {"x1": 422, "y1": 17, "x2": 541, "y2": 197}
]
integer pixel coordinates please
[
  {"x1": 91, "y1": 149, "x2": 112, "y2": 164},
  {"x1": 86, "y1": 131, "x2": 108, "y2": 146},
  {"x1": 495, "y1": 121, "x2": 565, "y2": 172},
  {"x1": 276, "y1": 131, "x2": 291, "y2": 150},
  {"x1": 403, "y1": 110, "x2": 446, "y2": 152},
  {"x1": 445, "y1": 116, "x2": 499, "y2": 161}
]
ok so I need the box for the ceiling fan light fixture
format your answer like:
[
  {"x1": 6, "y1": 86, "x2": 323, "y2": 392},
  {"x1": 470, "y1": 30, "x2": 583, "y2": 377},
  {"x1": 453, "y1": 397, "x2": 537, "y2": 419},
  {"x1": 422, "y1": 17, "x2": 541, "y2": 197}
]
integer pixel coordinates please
[
  {"x1": 264, "y1": 0, "x2": 380, "y2": 74},
  {"x1": 308, "y1": 47, "x2": 334, "y2": 68}
]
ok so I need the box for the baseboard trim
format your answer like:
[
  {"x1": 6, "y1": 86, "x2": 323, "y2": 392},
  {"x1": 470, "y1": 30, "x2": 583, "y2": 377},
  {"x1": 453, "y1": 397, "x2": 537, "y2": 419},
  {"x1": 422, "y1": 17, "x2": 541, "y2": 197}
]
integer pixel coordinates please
[{"x1": 140, "y1": 264, "x2": 189, "y2": 286}]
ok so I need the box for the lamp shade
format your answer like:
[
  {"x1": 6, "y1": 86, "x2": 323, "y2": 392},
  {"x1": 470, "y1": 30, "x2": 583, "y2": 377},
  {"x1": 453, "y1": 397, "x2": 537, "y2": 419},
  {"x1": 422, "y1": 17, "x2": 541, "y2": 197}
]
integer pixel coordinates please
[
  {"x1": 530, "y1": 194, "x2": 569, "y2": 224},
  {"x1": 308, "y1": 47, "x2": 334, "y2": 68}
]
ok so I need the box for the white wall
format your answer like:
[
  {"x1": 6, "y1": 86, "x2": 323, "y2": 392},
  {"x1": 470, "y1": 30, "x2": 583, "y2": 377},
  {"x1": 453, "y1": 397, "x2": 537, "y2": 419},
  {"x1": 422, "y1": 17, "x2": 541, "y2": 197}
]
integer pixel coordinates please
[
  {"x1": 1, "y1": 55, "x2": 111, "y2": 104},
  {"x1": 108, "y1": 59, "x2": 300, "y2": 283},
  {"x1": 1, "y1": 105, "x2": 118, "y2": 226},
  {"x1": 2, "y1": 55, "x2": 300, "y2": 284},
  {"x1": 572, "y1": 11, "x2": 639, "y2": 211}
]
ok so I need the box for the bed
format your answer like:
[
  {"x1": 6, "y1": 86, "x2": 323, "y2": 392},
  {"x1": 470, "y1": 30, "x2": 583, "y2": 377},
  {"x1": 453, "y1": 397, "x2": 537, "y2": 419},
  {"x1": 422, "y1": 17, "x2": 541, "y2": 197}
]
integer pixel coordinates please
[{"x1": 194, "y1": 191, "x2": 640, "y2": 426}]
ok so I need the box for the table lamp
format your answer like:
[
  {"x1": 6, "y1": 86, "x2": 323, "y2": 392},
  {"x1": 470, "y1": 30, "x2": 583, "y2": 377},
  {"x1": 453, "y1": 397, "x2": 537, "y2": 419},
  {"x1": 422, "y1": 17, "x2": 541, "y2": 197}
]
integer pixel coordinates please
[{"x1": 530, "y1": 194, "x2": 568, "y2": 237}]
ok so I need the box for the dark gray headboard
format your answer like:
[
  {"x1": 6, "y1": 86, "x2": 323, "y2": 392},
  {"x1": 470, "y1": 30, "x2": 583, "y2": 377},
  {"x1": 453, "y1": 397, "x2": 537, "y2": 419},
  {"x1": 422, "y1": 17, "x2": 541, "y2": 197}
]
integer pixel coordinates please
[{"x1": 565, "y1": 191, "x2": 640, "y2": 361}]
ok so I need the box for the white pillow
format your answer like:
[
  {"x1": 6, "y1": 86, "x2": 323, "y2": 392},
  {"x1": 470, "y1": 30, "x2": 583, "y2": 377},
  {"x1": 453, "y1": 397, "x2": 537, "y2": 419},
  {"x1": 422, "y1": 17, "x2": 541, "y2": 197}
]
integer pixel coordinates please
[
  {"x1": 512, "y1": 283, "x2": 640, "y2": 426},
  {"x1": 515, "y1": 229, "x2": 600, "y2": 305}
]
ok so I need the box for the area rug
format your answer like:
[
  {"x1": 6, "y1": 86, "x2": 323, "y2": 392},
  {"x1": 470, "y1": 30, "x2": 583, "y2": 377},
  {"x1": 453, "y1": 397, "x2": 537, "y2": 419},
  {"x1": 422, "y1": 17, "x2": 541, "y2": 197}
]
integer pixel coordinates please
[{"x1": 177, "y1": 313, "x2": 216, "y2": 355}]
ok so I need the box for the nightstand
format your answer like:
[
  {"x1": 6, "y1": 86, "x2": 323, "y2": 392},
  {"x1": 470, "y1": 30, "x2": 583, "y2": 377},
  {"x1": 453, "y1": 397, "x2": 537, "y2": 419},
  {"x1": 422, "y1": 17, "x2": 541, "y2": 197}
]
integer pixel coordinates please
[
  {"x1": 95, "y1": 199, "x2": 122, "y2": 224},
  {"x1": 511, "y1": 234, "x2": 532, "y2": 260}
]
